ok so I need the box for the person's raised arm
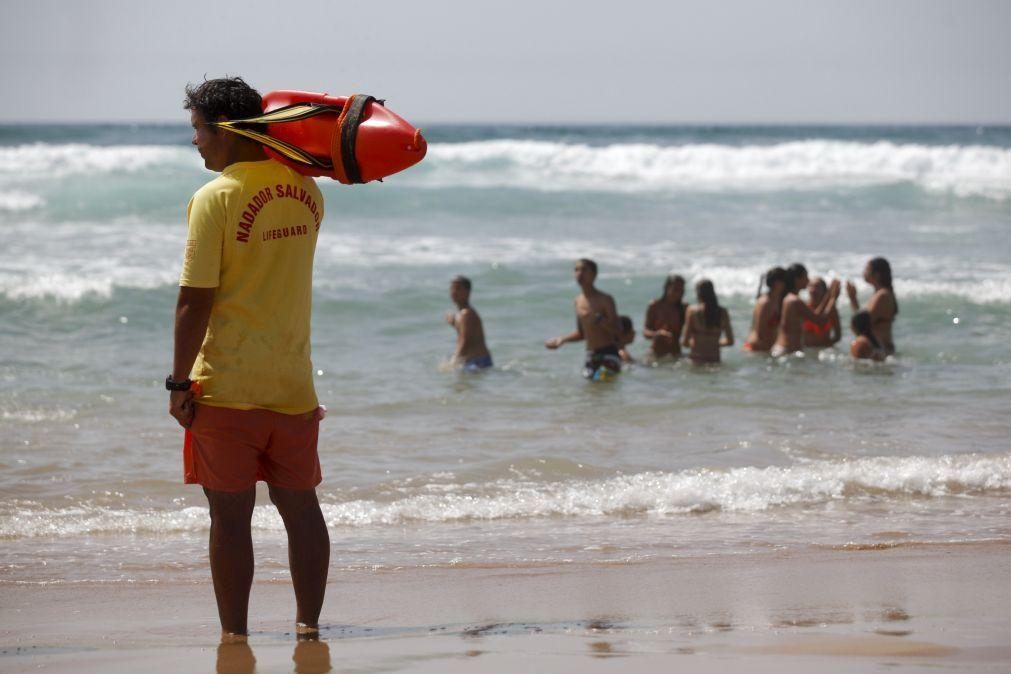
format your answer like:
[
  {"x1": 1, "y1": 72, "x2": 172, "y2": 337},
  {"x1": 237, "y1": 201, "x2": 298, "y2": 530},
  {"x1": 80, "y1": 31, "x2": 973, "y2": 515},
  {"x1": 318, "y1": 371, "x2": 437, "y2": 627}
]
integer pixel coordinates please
[
  {"x1": 797, "y1": 280, "x2": 841, "y2": 324},
  {"x1": 170, "y1": 286, "x2": 215, "y2": 428},
  {"x1": 846, "y1": 280, "x2": 860, "y2": 311}
]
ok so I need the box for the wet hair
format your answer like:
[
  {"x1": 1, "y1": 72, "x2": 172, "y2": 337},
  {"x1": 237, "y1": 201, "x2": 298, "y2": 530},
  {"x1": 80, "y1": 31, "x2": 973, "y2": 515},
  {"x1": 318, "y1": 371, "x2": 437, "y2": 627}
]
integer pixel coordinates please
[
  {"x1": 785, "y1": 263, "x2": 808, "y2": 294},
  {"x1": 868, "y1": 257, "x2": 898, "y2": 315},
  {"x1": 757, "y1": 266, "x2": 787, "y2": 299},
  {"x1": 659, "y1": 274, "x2": 687, "y2": 323},
  {"x1": 450, "y1": 275, "x2": 472, "y2": 292},
  {"x1": 184, "y1": 77, "x2": 264, "y2": 130},
  {"x1": 620, "y1": 315, "x2": 634, "y2": 333},
  {"x1": 696, "y1": 279, "x2": 721, "y2": 328},
  {"x1": 851, "y1": 310, "x2": 880, "y2": 348},
  {"x1": 660, "y1": 274, "x2": 685, "y2": 301},
  {"x1": 577, "y1": 258, "x2": 598, "y2": 276}
]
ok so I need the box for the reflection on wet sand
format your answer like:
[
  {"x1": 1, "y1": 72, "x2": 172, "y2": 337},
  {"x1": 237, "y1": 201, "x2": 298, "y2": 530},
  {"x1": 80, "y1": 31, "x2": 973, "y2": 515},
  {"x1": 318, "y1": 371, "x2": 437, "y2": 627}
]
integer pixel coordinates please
[
  {"x1": 293, "y1": 638, "x2": 332, "y2": 674},
  {"x1": 588, "y1": 641, "x2": 619, "y2": 658},
  {"x1": 217, "y1": 641, "x2": 255, "y2": 674},
  {"x1": 215, "y1": 638, "x2": 332, "y2": 674}
]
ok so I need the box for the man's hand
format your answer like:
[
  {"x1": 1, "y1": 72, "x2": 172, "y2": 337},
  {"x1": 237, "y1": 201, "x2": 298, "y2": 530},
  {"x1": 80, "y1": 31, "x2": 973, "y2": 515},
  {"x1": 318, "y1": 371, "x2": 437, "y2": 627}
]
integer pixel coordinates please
[
  {"x1": 445, "y1": 311, "x2": 456, "y2": 327},
  {"x1": 169, "y1": 389, "x2": 196, "y2": 429},
  {"x1": 545, "y1": 337, "x2": 562, "y2": 349}
]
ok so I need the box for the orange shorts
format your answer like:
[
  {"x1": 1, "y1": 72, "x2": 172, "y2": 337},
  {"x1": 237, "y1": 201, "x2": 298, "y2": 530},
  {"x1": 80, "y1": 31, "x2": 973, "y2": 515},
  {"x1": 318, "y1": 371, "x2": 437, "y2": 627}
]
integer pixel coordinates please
[{"x1": 184, "y1": 404, "x2": 322, "y2": 492}]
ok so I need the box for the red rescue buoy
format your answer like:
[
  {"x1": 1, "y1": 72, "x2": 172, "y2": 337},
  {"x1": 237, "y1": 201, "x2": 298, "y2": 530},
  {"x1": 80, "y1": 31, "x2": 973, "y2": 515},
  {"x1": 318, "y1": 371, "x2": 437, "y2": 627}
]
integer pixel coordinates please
[{"x1": 213, "y1": 90, "x2": 427, "y2": 184}]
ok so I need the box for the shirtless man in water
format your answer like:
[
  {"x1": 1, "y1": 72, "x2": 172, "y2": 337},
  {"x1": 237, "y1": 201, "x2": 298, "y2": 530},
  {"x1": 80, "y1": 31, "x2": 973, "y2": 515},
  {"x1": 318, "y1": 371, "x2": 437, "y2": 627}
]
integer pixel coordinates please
[
  {"x1": 773, "y1": 266, "x2": 841, "y2": 356},
  {"x1": 545, "y1": 259, "x2": 622, "y2": 378},
  {"x1": 744, "y1": 267, "x2": 787, "y2": 352},
  {"x1": 846, "y1": 257, "x2": 898, "y2": 355},
  {"x1": 446, "y1": 276, "x2": 492, "y2": 370}
]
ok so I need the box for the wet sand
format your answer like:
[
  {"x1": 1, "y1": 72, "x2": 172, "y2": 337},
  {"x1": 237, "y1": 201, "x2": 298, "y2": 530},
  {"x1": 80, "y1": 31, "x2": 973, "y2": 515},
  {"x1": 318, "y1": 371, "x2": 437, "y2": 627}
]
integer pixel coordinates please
[{"x1": 2, "y1": 543, "x2": 1010, "y2": 673}]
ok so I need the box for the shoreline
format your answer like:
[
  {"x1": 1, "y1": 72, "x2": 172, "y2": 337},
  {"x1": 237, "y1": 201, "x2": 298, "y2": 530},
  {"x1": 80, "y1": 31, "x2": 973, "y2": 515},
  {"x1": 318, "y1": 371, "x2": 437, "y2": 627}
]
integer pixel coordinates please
[{"x1": 3, "y1": 544, "x2": 1010, "y2": 672}]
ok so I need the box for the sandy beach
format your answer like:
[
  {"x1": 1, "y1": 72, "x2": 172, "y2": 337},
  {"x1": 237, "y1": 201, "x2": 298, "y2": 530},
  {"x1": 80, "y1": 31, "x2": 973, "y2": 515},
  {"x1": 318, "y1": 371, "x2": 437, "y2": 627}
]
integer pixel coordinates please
[{"x1": 3, "y1": 542, "x2": 1009, "y2": 672}]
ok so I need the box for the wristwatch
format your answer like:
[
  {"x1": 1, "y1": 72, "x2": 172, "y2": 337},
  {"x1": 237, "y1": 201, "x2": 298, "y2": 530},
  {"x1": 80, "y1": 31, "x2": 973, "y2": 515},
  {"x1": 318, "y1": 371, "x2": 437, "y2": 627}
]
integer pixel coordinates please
[{"x1": 165, "y1": 375, "x2": 193, "y2": 391}]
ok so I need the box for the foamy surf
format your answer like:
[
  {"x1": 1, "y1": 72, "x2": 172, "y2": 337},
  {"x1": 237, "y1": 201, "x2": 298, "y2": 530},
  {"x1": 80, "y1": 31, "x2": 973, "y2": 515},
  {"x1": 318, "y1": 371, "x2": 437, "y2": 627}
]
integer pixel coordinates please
[
  {"x1": 0, "y1": 143, "x2": 196, "y2": 177},
  {"x1": 3, "y1": 453, "x2": 1007, "y2": 538},
  {"x1": 420, "y1": 139, "x2": 1011, "y2": 198},
  {"x1": 2, "y1": 139, "x2": 1008, "y2": 198},
  {"x1": 3, "y1": 229, "x2": 1010, "y2": 305}
]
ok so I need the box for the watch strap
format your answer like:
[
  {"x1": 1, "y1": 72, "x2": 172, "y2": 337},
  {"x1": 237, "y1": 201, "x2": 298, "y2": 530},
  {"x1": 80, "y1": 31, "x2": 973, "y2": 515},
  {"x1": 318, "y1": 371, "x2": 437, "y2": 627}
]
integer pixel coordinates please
[{"x1": 165, "y1": 375, "x2": 193, "y2": 391}]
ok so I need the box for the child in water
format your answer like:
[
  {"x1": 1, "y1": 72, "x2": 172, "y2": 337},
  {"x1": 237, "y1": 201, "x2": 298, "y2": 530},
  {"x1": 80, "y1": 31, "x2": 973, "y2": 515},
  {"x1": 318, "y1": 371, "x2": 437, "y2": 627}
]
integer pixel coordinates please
[
  {"x1": 850, "y1": 310, "x2": 885, "y2": 361},
  {"x1": 446, "y1": 276, "x2": 493, "y2": 370}
]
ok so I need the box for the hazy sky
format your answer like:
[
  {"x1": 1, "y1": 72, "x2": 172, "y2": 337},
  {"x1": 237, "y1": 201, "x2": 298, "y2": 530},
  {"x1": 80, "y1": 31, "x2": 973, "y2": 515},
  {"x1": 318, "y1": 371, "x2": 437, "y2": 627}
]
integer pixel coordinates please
[{"x1": 2, "y1": 0, "x2": 1009, "y2": 124}]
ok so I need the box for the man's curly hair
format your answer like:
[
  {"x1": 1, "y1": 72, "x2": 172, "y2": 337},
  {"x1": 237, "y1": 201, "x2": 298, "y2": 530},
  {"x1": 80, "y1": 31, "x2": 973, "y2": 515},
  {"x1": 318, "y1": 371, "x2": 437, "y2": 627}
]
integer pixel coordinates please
[{"x1": 183, "y1": 77, "x2": 262, "y2": 127}]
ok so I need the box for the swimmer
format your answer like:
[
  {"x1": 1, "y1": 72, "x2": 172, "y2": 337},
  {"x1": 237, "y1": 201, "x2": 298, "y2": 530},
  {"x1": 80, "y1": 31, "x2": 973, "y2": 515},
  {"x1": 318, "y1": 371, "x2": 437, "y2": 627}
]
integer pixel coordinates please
[
  {"x1": 618, "y1": 315, "x2": 636, "y2": 364},
  {"x1": 446, "y1": 276, "x2": 493, "y2": 371},
  {"x1": 682, "y1": 279, "x2": 734, "y2": 364},
  {"x1": 773, "y1": 264, "x2": 841, "y2": 356},
  {"x1": 643, "y1": 274, "x2": 686, "y2": 359},
  {"x1": 802, "y1": 276, "x2": 842, "y2": 348},
  {"x1": 850, "y1": 310, "x2": 886, "y2": 361},
  {"x1": 743, "y1": 266, "x2": 787, "y2": 352},
  {"x1": 846, "y1": 257, "x2": 898, "y2": 355},
  {"x1": 545, "y1": 258, "x2": 623, "y2": 379}
]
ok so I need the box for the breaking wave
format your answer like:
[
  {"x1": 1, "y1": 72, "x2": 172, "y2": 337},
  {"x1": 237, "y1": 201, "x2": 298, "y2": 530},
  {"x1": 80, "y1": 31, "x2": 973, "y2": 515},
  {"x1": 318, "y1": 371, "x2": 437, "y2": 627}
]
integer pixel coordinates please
[
  {"x1": 3, "y1": 453, "x2": 1008, "y2": 537},
  {"x1": 418, "y1": 139, "x2": 1011, "y2": 198}
]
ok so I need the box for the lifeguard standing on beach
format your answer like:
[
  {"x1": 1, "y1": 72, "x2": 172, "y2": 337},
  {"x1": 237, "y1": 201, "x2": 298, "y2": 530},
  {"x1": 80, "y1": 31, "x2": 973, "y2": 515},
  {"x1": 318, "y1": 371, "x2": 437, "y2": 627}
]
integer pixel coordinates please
[{"x1": 168, "y1": 77, "x2": 330, "y2": 641}]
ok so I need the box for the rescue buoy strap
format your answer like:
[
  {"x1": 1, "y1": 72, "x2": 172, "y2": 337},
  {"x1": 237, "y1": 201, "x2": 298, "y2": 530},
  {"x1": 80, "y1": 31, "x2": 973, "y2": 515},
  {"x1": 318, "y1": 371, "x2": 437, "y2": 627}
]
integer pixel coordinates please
[
  {"x1": 338, "y1": 95, "x2": 375, "y2": 185},
  {"x1": 214, "y1": 103, "x2": 342, "y2": 127},
  {"x1": 211, "y1": 125, "x2": 331, "y2": 169}
]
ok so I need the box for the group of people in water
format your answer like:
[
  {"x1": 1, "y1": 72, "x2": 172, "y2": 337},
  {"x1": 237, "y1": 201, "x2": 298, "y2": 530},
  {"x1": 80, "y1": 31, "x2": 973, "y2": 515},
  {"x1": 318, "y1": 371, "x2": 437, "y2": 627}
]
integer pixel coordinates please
[{"x1": 446, "y1": 257, "x2": 898, "y2": 379}]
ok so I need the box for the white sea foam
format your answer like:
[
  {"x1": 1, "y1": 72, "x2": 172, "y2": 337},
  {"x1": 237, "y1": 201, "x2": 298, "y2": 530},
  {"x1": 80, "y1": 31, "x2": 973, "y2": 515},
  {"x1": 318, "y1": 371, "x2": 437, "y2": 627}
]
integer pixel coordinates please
[
  {"x1": 0, "y1": 143, "x2": 196, "y2": 178},
  {"x1": 2, "y1": 140, "x2": 1008, "y2": 198},
  {"x1": 2, "y1": 226, "x2": 1009, "y2": 304},
  {"x1": 0, "y1": 190, "x2": 44, "y2": 211},
  {"x1": 1, "y1": 407, "x2": 77, "y2": 423},
  {"x1": 418, "y1": 140, "x2": 1011, "y2": 198},
  {"x1": 3, "y1": 453, "x2": 1008, "y2": 537},
  {"x1": 314, "y1": 236, "x2": 1011, "y2": 304}
]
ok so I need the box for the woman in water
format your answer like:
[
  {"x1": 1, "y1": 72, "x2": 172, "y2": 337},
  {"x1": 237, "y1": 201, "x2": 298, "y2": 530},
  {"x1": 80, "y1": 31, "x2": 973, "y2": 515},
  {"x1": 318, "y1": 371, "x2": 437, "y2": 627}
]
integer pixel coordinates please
[
  {"x1": 643, "y1": 274, "x2": 686, "y2": 360},
  {"x1": 846, "y1": 257, "x2": 898, "y2": 355},
  {"x1": 850, "y1": 310, "x2": 885, "y2": 361},
  {"x1": 683, "y1": 279, "x2": 734, "y2": 364},
  {"x1": 802, "y1": 276, "x2": 842, "y2": 348},
  {"x1": 743, "y1": 267, "x2": 787, "y2": 352}
]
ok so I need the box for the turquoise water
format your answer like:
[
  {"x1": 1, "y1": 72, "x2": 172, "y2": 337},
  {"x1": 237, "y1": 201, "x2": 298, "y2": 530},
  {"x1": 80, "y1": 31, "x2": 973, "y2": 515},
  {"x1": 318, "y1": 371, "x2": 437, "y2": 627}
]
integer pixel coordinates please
[{"x1": 1, "y1": 124, "x2": 1010, "y2": 584}]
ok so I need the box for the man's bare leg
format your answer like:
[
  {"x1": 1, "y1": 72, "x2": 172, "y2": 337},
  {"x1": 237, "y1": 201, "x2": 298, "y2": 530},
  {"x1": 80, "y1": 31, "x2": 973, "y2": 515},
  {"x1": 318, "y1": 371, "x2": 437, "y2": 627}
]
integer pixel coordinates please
[
  {"x1": 268, "y1": 485, "x2": 330, "y2": 632},
  {"x1": 204, "y1": 486, "x2": 256, "y2": 636}
]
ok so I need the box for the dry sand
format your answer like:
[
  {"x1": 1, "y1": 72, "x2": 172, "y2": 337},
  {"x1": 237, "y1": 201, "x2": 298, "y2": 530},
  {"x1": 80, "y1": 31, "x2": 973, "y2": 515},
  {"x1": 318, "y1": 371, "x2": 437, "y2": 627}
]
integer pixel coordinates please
[{"x1": 2, "y1": 543, "x2": 1010, "y2": 672}]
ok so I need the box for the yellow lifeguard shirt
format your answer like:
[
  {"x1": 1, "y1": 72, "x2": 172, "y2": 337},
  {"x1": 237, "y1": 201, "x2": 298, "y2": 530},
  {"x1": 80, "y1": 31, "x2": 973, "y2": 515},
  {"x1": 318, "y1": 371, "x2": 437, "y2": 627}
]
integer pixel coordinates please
[{"x1": 180, "y1": 160, "x2": 324, "y2": 414}]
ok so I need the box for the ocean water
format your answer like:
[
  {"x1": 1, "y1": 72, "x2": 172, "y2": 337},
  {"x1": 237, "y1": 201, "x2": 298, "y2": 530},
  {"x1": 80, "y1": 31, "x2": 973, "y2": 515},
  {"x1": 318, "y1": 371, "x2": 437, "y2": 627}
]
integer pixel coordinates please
[{"x1": 1, "y1": 124, "x2": 1010, "y2": 585}]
